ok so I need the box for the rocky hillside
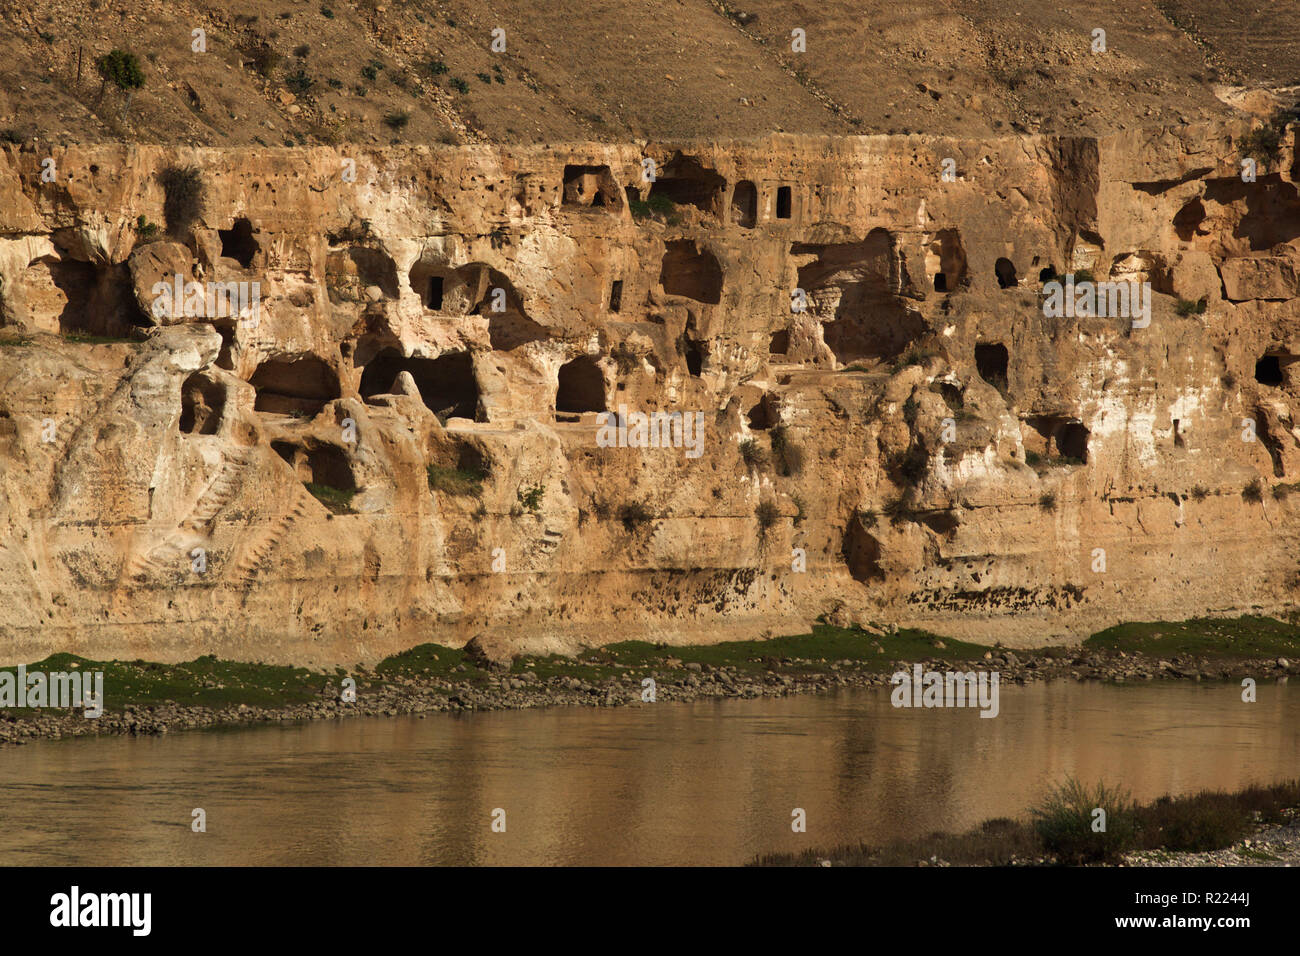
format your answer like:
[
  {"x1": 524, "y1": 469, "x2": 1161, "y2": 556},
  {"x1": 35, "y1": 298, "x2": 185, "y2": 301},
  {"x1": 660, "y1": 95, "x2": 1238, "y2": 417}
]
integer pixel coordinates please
[{"x1": 0, "y1": 0, "x2": 1295, "y2": 148}]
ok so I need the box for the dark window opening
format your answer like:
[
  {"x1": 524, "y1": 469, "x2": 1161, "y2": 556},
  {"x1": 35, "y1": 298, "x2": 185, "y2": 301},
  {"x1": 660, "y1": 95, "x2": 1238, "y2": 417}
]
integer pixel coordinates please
[
  {"x1": 1256, "y1": 355, "x2": 1284, "y2": 386},
  {"x1": 1057, "y1": 422, "x2": 1089, "y2": 463},
  {"x1": 995, "y1": 257, "x2": 1018, "y2": 289},
  {"x1": 684, "y1": 338, "x2": 704, "y2": 377},
  {"x1": 731, "y1": 180, "x2": 757, "y2": 228},
  {"x1": 933, "y1": 272, "x2": 948, "y2": 293},
  {"x1": 359, "y1": 349, "x2": 480, "y2": 420},
  {"x1": 769, "y1": 329, "x2": 789, "y2": 355},
  {"x1": 427, "y1": 276, "x2": 444, "y2": 310},
  {"x1": 272, "y1": 440, "x2": 298, "y2": 467},
  {"x1": 1039, "y1": 265, "x2": 1057, "y2": 283},
  {"x1": 609, "y1": 280, "x2": 623, "y2": 313},
  {"x1": 556, "y1": 356, "x2": 607, "y2": 414},
  {"x1": 219, "y1": 219, "x2": 259, "y2": 269},
  {"x1": 975, "y1": 343, "x2": 1008, "y2": 391},
  {"x1": 776, "y1": 186, "x2": 792, "y2": 219},
  {"x1": 1173, "y1": 199, "x2": 1206, "y2": 243},
  {"x1": 1173, "y1": 419, "x2": 1184, "y2": 448},
  {"x1": 747, "y1": 394, "x2": 779, "y2": 430}
]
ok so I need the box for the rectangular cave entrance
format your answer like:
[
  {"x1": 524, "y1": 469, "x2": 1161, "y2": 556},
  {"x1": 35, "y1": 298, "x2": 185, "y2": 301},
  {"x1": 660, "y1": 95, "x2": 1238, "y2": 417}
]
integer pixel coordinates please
[
  {"x1": 250, "y1": 355, "x2": 341, "y2": 416},
  {"x1": 775, "y1": 185, "x2": 792, "y2": 219},
  {"x1": 359, "y1": 349, "x2": 480, "y2": 421},
  {"x1": 731, "y1": 181, "x2": 757, "y2": 228},
  {"x1": 975, "y1": 342, "x2": 1008, "y2": 392}
]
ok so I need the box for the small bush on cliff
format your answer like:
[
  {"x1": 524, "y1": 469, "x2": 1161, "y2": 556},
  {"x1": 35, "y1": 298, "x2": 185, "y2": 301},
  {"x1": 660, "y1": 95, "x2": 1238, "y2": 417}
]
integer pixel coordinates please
[
  {"x1": 755, "y1": 500, "x2": 780, "y2": 532},
  {"x1": 769, "y1": 425, "x2": 803, "y2": 476},
  {"x1": 96, "y1": 49, "x2": 145, "y2": 95},
  {"x1": 306, "y1": 482, "x2": 355, "y2": 514},
  {"x1": 1032, "y1": 778, "x2": 1138, "y2": 865},
  {"x1": 1038, "y1": 491, "x2": 1057, "y2": 511},
  {"x1": 158, "y1": 165, "x2": 205, "y2": 237},
  {"x1": 383, "y1": 109, "x2": 410, "y2": 131},
  {"x1": 738, "y1": 438, "x2": 766, "y2": 468},
  {"x1": 1175, "y1": 298, "x2": 1208, "y2": 316},
  {"x1": 517, "y1": 483, "x2": 544, "y2": 512},
  {"x1": 1242, "y1": 478, "x2": 1264, "y2": 503},
  {"x1": 1239, "y1": 109, "x2": 1292, "y2": 168},
  {"x1": 1191, "y1": 484, "x2": 1209, "y2": 501}
]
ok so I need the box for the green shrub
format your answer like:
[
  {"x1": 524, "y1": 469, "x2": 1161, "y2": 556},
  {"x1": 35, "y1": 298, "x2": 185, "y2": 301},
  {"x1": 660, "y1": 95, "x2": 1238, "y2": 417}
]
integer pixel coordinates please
[
  {"x1": 134, "y1": 215, "x2": 160, "y2": 241},
  {"x1": 1243, "y1": 478, "x2": 1264, "y2": 502},
  {"x1": 450, "y1": 77, "x2": 470, "y2": 94},
  {"x1": 1032, "y1": 778, "x2": 1138, "y2": 865},
  {"x1": 425, "y1": 59, "x2": 449, "y2": 76},
  {"x1": 1038, "y1": 491, "x2": 1057, "y2": 511},
  {"x1": 306, "y1": 482, "x2": 355, "y2": 514},
  {"x1": 1135, "y1": 793, "x2": 1254, "y2": 852},
  {"x1": 1191, "y1": 484, "x2": 1209, "y2": 501},
  {"x1": 517, "y1": 484, "x2": 544, "y2": 512},
  {"x1": 361, "y1": 61, "x2": 382, "y2": 81},
  {"x1": 476, "y1": 72, "x2": 492, "y2": 84},
  {"x1": 293, "y1": 44, "x2": 311, "y2": 58},
  {"x1": 320, "y1": 5, "x2": 334, "y2": 18},
  {"x1": 629, "y1": 194, "x2": 679, "y2": 223},
  {"x1": 383, "y1": 109, "x2": 410, "y2": 130},
  {"x1": 755, "y1": 500, "x2": 780, "y2": 531},
  {"x1": 96, "y1": 50, "x2": 145, "y2": 92}
]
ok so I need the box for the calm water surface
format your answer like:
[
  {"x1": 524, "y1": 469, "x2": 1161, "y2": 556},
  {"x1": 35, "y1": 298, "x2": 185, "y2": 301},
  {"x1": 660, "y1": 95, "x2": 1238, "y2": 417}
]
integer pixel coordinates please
[{"x1": 0, "y1": 680, "x2": 1296, "y2": 865}]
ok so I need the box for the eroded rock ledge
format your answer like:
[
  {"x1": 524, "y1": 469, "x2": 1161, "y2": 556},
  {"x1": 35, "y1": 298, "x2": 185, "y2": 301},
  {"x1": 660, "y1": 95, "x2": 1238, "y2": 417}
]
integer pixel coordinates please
[{"x1": 1, "y1": 124, "x2": 1299, "y2": 665}]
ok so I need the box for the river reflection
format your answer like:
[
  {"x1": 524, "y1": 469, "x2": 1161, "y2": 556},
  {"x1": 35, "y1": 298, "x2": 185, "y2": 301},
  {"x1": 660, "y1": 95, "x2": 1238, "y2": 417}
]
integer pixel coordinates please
[{"x1": 0, "y1": 679, "x2": 1295, "y2": 865}]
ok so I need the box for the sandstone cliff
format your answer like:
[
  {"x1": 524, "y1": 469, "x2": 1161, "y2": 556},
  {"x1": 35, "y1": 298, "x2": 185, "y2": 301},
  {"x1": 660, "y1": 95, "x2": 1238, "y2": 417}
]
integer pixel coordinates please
[{"x1": 1, "y1": 117, "x2": 1299, "y2": 665}]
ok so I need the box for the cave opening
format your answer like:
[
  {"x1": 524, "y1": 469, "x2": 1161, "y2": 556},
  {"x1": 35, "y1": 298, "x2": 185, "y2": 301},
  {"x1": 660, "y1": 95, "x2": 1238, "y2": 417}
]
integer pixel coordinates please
[
  {"x1": 776, "y1": 186, "x2": 792, "y2": 219},
  {"x1": 556, "y1": 356, "x2": 607, "y2": 414},
  {"x1": 731, "y1": 180, "x2": 757, "y2": 228},
  {"x1": 1057, "y1": 422, "x2": 1090, "y2": 462},
  {"x1": 609, "y1": 279, "x2": 623, "y2": 313},
  {"x1": 561, "y1": 164, "x2": 622, "y2": 210},
  {"x1": 305, "y1": 445, "x2": 356, "y2": 490},
  {"x1": 250, "y1": 355, "x2": 341, "y2": 415},
  {"x1": 684, "y1": 338, "x2": 704, "y2": 377},
  {"x1": 427, "y1": 276, "x2": 444, "y2": 310},
  {"x1": 975, "y1": 343, "x2": 1009, "y2": 391},
  {"x1": 933, "y1": 273, "x2": 948, "y2": 293},
  {"x1": 1039, "y1": 265, "x2": 1057, "y2": 283},
  {"x1": 646, "y1": 154, "x2": 727, "y2": 216},
  {"x1": 660, "y1": 240, "x2": 723, "y2": 304},
  {"x1": 793, "y1": 230, "x2": 923, "y2": 365},
  {"x1": 219, "y1": 219, "x2": 259, "y2": 268},
  {"x1": 179, "y1": 372, "x2": 225, "y2": 435},
  {"x1": 360, "y1": 349, "x2": 480, "y2": 420},
  {"x1": 995, "y1": 257, "x2": 1018, "y2": 289},
  {"x1": 1256, "y1": 354, "x2": 1284, "y2": 386},
  {"x1": 1173, "y1": 198, "x2": 1206, "y2": 243},
  {"x1": 769, "y1": 329, "x2": 789, "y2": 356}
]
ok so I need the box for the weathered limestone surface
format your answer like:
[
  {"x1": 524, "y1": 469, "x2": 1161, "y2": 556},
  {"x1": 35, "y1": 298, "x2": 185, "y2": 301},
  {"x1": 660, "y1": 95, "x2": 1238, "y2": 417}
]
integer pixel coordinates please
[{"x1": 1, "y1": 124, "x2": 1298, "y2": 665}]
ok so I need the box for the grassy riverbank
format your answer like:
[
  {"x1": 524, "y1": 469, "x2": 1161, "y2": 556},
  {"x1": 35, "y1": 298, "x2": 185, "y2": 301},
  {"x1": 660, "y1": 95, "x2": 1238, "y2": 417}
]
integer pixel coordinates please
[
  {"x1": 752, "y1": 778, "x2": 1300, "y2": 867},
  {"x1": 2, "y1": 615, "x2": 1299, "y2": 743}
]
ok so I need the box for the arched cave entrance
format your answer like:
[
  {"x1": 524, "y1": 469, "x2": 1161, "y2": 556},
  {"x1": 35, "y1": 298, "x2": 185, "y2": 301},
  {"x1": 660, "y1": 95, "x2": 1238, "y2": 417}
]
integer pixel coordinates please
[
  {"x1": 556, "y1": 356, "x2": 607, "y2": 414},
  {"x1": 975, "y1": 343, "x2": 1008, "y2": 391},
  {"x1": 179, "y1": 372, "x2": 225, "y2": 435},
  {"x1": 995, "y1": 257, "x2": 1018, "y2": 289},
  {"x1": 731, "y1": 181, "x2": 757, "y2": 228}
]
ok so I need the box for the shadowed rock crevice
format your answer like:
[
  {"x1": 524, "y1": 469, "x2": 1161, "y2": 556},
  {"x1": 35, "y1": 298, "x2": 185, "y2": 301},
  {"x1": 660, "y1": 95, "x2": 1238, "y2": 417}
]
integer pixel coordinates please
[
  {"x1": 250, "y1": 355, "x2": 341, "y2": 415},
  {"x1": 360, "y1": 349, "x2": 480, "y2": 420},
  {"x1": 660, "y1": 240, "x2": 723, "y2": 304}
]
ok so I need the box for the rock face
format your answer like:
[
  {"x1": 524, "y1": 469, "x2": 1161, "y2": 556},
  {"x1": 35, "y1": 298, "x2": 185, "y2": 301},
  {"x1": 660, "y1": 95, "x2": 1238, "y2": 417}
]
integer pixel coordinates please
[{"x1": 1, "y1": 122, "x2": 1299, "y2": 666}]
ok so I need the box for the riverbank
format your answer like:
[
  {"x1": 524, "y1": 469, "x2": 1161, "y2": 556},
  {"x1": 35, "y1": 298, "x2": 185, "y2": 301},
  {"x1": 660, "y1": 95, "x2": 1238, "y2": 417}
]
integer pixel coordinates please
[
  {"x1": 752, "y1": 778, "x2": 1300, "y2": 867},
  {"x1": 3, "y1": 616, "x2": 1299, "y2": 745}
]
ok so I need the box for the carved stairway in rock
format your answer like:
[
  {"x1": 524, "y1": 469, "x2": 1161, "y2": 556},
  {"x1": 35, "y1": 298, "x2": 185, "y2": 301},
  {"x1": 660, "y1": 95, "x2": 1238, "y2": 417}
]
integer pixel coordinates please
[
  {"x1": 231, "y1": 484, "x2": 317, "y2": 585},
  {"x1": 124, "y1": 447, "x2": 254, "y2": 584}
]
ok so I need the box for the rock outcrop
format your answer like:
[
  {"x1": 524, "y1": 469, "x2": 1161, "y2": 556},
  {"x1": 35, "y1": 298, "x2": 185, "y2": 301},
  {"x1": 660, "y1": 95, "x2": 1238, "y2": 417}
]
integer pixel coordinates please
[{"x1": 1, "y1": 119, "x2": 1299, "y2": 665}]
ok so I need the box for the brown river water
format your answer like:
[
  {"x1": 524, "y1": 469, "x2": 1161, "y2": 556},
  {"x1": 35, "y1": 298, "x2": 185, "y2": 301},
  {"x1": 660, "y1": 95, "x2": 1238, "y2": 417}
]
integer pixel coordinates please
[{"x1": 0, "y1": 680, "x2": 1296, "y2": 865}]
